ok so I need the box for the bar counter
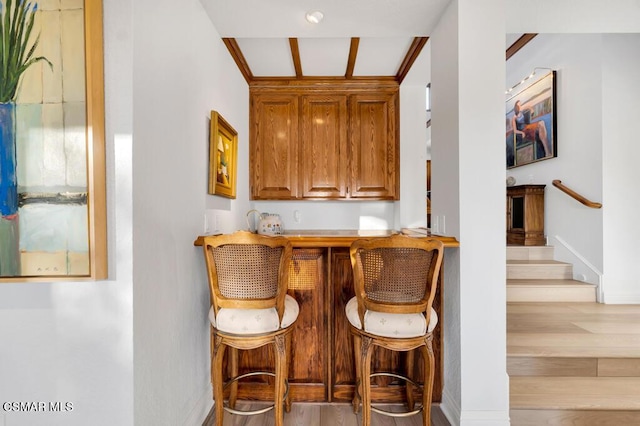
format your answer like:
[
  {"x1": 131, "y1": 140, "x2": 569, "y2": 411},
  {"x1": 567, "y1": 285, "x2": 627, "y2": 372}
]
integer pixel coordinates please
[
  {"x1": 194, "y1": 229, "x2": 459, "y2": 404},
  {"x1": 194, "y1": 228, "x2": 459, "y2": 248}
]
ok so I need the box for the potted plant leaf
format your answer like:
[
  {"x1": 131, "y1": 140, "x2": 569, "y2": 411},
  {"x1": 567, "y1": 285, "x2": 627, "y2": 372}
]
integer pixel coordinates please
[{"x1": 0, "y1": 0, "x2": 51, "y2": 275}]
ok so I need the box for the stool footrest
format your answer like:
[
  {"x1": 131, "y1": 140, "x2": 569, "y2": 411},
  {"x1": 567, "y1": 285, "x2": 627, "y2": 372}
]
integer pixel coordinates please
[
  {"x1": 364, "y1": 372, "x2": 424, "y2": 418},
  {"x1": 371, "y1": 405, "x2": 422, "y2": 418},
  {"x1": 221, "y1": 371, "x2": 290, "y2": 416}
]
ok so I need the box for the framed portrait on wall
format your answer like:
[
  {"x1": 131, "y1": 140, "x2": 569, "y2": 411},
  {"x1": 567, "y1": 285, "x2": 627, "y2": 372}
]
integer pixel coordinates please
[{"x1": 506, "y1": 71, "x2": 557, "y2": 169}]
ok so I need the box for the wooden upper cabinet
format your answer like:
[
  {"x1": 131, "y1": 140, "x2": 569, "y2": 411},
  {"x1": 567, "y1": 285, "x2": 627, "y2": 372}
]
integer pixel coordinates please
[
  {"x1": 301, "y1": 95, "x2": 348, "y2": 199},
  {"x1": 249, "y1": 84, "x2": 399, "y2": 200},
  {"x1": 250, "y1": 94, "x2": 299, "y2": 199},
  {"x1": 349, "y1": 92, "x2": 399, "y2": 199}
]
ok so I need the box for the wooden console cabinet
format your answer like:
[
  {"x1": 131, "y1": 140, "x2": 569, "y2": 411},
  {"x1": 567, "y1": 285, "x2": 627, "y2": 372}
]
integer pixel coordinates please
[{"x1": 506, "y1": 184, "x2": 546, "y2": 246}]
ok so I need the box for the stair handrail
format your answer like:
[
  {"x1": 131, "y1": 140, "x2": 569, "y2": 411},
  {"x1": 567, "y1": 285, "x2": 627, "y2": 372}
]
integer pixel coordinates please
[{"x1": 552, "y1": 180, "x2": 602, "y2": 209}]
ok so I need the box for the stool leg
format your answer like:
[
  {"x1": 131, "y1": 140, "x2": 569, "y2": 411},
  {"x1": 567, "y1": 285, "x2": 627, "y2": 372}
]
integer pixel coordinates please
[
  {"x1": 421, "y1": 336, "x2": 435, "y2": 426},
  {"x1": 212, "y1": 335, "x2": 227, "y2": 426},
  {"x1": 274, "y1": 334, "x2": 287, "y2": 426},
  {"x1": 228, "y1": 347, "x2": 238, "y2": 410},
  {"x1": 210, "y1": 327, "x2": 215, "y2": 399},
  {"x1": 284, "y1": 332, "x2": 293, "y2": 413},
  {"x1": 351, "y1": 333, "x2": 362, "y2": 413},
  {"x1": 360, "y1": 336, "x2": 374, "y2": 426},
  {"x1": 405, "y1": 349, "x2": 415, "y2": 411}
]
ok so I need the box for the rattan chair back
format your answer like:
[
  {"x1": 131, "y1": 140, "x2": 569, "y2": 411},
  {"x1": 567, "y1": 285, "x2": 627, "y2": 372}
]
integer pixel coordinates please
[
  {"x1": 350, "y1": 235, "x2": 444, "y2": 327},
  {"x1": 203, "y1": 231, "x2": 292, "y2": 322}
]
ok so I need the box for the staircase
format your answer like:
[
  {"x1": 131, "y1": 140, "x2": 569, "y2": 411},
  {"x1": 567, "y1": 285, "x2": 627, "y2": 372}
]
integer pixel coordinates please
[
  {"x1": 507, "y1": 245, "x2": 596, "y2": 303},
  {"x1": 507, "y1": 245, "x2": 640, "y2": 425}
]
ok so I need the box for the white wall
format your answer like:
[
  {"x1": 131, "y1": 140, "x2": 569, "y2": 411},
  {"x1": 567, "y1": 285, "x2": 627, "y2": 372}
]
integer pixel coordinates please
[
  {"x1": 506, "y1": 0, "x2": 640, "y2": 33},
  {"x1": 398, "y1": 42, "x2": 431, "y2": 230},
  {"x1": 602, "y1": 34, "x2": 640, "y2": 303},
  {"x1": 431, "y1": 3, "x2": 462, "y2": 421},
  {"x1": 506, "y1": 34, "x2": 605, "y2": 288},
  {"x1": 432, "y1": 1, "x2": 509, "y2": 425},
  {"x1": 131, "y1": 0, "x2": 249, "y2": 425},
  {"x1": 0, "y1": 0, "x2": 135, "y2": 425}
]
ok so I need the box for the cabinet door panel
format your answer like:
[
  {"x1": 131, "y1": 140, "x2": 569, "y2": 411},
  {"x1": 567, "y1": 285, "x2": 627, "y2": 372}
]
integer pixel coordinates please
[
  {"x1": 332, "y1": 248, "x2": 356, "y2": 394},
  {"x1": 349, "y1": 93, "x2": 398, "y2": 199},
  {"x1": 250, "y1": 94, "x2": 299, "y2": 199},
  {"x1": 301, "y1": 95, "x2": 348, "y2": 198},
  {"x1": 288, "y1": 249, "x2": 327, "y2": 386}
]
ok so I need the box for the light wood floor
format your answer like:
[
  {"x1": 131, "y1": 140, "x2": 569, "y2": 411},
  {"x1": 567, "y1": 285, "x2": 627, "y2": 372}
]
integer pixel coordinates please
[
  {"x1": 508, "y1": 302, "x2": 640, "y2": 359},
  {"x1": 508, "y1": 302, "x2": 640, "y2": 425},
  {"x1": 204, "y1": 302, "x2": 640, "y2": 425},
  {"x1": 203, "y1": 402, "x2": 450, "y2": 426}
]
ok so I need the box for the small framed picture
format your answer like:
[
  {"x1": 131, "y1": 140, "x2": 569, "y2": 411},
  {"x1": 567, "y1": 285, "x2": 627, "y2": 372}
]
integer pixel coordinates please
[{"x1": 209, "y1": 111, "x2": 238, "y2": 198}]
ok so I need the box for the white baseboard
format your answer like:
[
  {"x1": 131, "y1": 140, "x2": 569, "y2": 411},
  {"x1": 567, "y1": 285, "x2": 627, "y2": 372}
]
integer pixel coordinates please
[
  {"x1": 440, "y1": 389, "x2": 510, "y2": 425},
  {"x1": 440, "y1": 389, "x2": 461, "y2": 426},
  {"x1": 603, "y1": 292, "x2": 640, "y2": 304},
  {"x1": 459, "y1": 410, "x2": 511, "y2": 426},
  {"x1": 183, "y1": 386, "x2": 213, "y2": 426}
]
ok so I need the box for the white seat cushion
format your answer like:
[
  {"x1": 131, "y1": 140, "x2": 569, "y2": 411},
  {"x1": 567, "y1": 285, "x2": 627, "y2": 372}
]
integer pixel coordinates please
[
  {"x1": 345, "y1": 297, "x2": 438, "y2": 338},
  {"x1": 209, "y1": 294, "x2": 299, "y2": 335}
]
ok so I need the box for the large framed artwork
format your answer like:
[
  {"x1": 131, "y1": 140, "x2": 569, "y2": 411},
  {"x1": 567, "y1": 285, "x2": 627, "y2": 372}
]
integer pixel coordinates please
[
  {"x1": 506, "y1": 71, "x2": 557, "y2": 168},
  {"x1": 0, "y1": 0, "x2": 107, "y2": 280},
  {"x1": 208, "y1": 111, "x2": 238, "y2": 199}
]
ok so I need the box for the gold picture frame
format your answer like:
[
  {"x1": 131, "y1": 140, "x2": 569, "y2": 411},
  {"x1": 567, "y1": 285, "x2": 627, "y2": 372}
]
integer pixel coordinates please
[
  {"x1": 0, "y1": 0, "x2": 107, "y2": 281},
  {"x1": 209, "y1": 111, "x2": 238, "y2": 198}
]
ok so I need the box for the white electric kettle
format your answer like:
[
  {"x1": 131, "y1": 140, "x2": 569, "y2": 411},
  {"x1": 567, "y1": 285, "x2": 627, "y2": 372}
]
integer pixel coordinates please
[{"x1": 246, "y1": 209, "x2": 284, "y2": 235}]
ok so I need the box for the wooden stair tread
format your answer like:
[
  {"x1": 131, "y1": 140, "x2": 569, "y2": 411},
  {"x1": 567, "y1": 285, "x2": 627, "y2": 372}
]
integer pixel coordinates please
[
  {"x1": 507, "y1": 259, "x2": 572, "y2": 266},
  {"x1": 507, "y1": 279, "x2": 595, "y2": 303},
  {"x1": 507, "y1": 257, "x2": 574, "y2": 282},
  {"x1": 508, "y1": 334, "x2": 640, "y2": 358},
  {"x1": 508, "y1": 302, "x2": 640, "y2": 358},
  {"x1": 508, "y1": 356, "x2": 640, "y2": 377},
  {"x1": 509, "y1": 409, "x2": 640, "y2": 426},
  {"x1": 507, "y1": 245, "x2": 555, "y2": 261},
  {"x1": 508, "y1": 278, "x2": 596, "y2": 287},
  {"x1": 510, "y1": 376, "x2": 640, "y2": 410},
  {"x1": 507, "y1": 302, "x2": 640, "y2": 315}
]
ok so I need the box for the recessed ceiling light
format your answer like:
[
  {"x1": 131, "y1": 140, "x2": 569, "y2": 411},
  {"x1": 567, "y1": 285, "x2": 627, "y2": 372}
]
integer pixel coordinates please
[{"x1": 305, "y1": 10, "x2": 324, "y2": 24}]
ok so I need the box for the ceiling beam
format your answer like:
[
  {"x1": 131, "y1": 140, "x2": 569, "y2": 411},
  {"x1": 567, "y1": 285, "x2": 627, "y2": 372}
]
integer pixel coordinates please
[
  {"x1": 396, "y1": 37, "x2": 429, "y2": 84},
  {"x1": 222, "y1": 38, "x2": 253, "y2": 84},
  {"x1": 345, "y1": 38, "x2": 360, "y2": 79},
  {"x1": 506, "y1": 34, "x2": 537, "y2": 60},
  {"x1": 289, "y1": 38, "x2": 303, "y2": 78}
]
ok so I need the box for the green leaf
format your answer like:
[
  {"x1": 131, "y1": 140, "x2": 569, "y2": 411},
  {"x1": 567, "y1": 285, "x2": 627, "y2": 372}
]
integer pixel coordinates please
[{"x1": 0, "y1": 0, "x2": 51, "y2": 102}]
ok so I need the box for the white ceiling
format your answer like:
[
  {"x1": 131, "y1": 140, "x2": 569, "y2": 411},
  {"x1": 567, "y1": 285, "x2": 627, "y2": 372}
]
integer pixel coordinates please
[
  {"x1": 199, "y1": 0, "x2": 452, "y2": 38},
  {"x1": 198, "y1": 0, "x2": 522, "y2": 79},
  {"x1": 199, "y1": 0, "x2": 452, "y2": 79},
  {"x1": 234, "y1": 36, "x2": 417, "y2": 78}
]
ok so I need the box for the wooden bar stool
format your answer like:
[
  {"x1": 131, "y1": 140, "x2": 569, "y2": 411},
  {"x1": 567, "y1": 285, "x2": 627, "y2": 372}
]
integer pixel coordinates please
[
  {"x1": 202, "y1": 231, "x2": 298, "y2": 426},
  {"x1": 347, "y1": 235, "x2": 444, "y2": 426}
]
